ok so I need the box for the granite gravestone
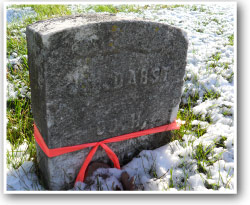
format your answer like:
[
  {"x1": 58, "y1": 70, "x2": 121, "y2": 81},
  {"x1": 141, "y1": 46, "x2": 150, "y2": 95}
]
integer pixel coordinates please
[{"x1": 26, "y1": 14, "x2": 188, "y2": 190}]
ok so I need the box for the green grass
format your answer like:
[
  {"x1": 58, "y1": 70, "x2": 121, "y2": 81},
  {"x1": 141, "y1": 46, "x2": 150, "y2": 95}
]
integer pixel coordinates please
[
  {"x1": 83, "y1": 4, "x2": 185, "y2": 14},
  {"x1": 216, "y1": 28, "x2": 224, "y2": 35},
  {"x1": 204, "y1": 180, "x2": 220, "y2": 190},
  {"x1": 215, "y1": 136, "x2": 227, "y2": 149},
  {"x1": 32, "y1": 5, "x2": 71, "y2": 18},
  {"x1": 189, "y1": 5, "x2": 207, "y2": 12},
  {"x1": 196, "y1": 28, "x2": 204, "y2": 33},
  {"x1": 169, "y1": 167, "x2": 174, "y2": 188},
  {"x1": 210, "y1": 18, "x2": 220, "y2": 24},
  {"x1": 211, "y1": 52, "x2": 221, "y2": 62},
  {"x1": 205, "y1": 50, "x2": 234, "y2": 83},
  {"x1": 195, "y1": 143, "x2": 212, "y2": 162},
  {"x1": 206, "y1": 52, "x2": 222, "y2": 70},
  {"x1": 9, "y1": 4, "x2": 72, "y2": 17},
  {"x1": 220, "y1": 62, "x2": 230, "y2": 70},
  {"x1": 7, "y1": 5, "x2": 72, "y2": 55},
  {"x1": 7, "y1": 28, "x2": 27, "y2": 56},
  {"x1": 173, "y1": 96, "x2": 210, "y2": 142},
  {"x1": 155, "y1": 4, "x2": 185, "y2": 10},
  {"x1": 7, "y1": 53, "x2": 34, "y2": 170},
  {"x1": 194, "y1": 142, "x2": 225, "y2": 176},
  {"x1": 86, "y1": 5, "x2": 119, "y2": 13},
  {"x1": 171, "y1": 92, "x2": 229, "y2": 190},
  {"x1": 203, "y1": 89, "x2": 221, "y2": 101},
  {"x1": 82, "y1": 4, "x2": 186, "y2": 14},
  {"x1": 85, "y1": 4, "x2": 144, "y2": 14},
  {"x1": 228, "y1": 34, "x2": 234, "y2": 46},
  {"x1": 6, "y1": 4, "x2": 72, "y2": 170}
]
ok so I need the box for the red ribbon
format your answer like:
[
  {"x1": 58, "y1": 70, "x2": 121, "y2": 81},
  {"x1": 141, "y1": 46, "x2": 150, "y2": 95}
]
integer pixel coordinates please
[{"x1": 34, "y1": 120, "x2": 180, "y2": 184}]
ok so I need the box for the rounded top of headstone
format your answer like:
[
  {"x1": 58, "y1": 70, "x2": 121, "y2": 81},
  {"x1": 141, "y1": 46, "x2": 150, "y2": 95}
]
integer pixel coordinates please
[
  {"x1": 27, "y1": 13, "x2": 187, "y2": 37},
  {"x1": 27, "y1": 13, "x2": 141, "y2": 35},
  {"x1": 27, "y1": 13, "x2": 188, "y2": 49}
]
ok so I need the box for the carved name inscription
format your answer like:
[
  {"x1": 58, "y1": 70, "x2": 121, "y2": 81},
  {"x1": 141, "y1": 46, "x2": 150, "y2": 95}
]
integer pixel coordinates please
[
  {"x1": 113, "y1": 66, "x2": 168, "y2": 88},
  {"x1": 75, "y1": 65, "x2": 171, "y2": 94}
]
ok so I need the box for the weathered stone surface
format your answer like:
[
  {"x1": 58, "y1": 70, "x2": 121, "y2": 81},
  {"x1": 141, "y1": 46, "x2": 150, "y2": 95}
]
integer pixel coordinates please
[{"x1": 27, "y1": 13, "x2": 188, "y2": 190}]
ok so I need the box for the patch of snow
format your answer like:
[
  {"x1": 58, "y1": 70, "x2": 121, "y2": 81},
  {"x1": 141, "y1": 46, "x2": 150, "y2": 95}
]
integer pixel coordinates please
[
  {"x1": 7, "y1": 161, "x2": 44, "y2": 191},
  {"x1": 6, "y1": 7, "x2": 37, "y2": 23}
]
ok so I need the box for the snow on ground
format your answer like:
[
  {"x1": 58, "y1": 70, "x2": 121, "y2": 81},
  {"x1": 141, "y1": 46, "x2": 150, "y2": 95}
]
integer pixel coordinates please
[
  {"x1": 6, "y1": 7, "x2": 37, "y2": 23},
  {"x1": 6, "y1": 4, "x2": 235, "y2": 192},
  {"x1": 7, "y1": 161, "x2": 44, "y2": 191}
]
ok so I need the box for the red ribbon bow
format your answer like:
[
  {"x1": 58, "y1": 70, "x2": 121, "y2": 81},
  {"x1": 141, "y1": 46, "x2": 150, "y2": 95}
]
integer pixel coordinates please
[{"x1": 34, "y1": 120, "x2": 180, "y2": 184}]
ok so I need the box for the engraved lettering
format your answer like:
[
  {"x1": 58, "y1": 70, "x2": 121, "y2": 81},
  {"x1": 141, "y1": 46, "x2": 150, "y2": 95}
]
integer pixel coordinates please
[
  {"x1": 114, "y1": 73, "x2": 123, "y2": 88},
  {"x1": 161, "y1": 66, "x2": 169, "y2": 81},
  {"x1": 97, "y1": 121, "x2": 105, "y2": 135},
  {"x1": 102, "y1": 81, "x2": 110, "y2": 90},
  {"x1": 141, "y1": 121, "x2": 147, "y2": 129},
  {"x1": 95, "y1": 107, "x2": 148, "y2": 135},
  {"x1": 93, "y1": 65, "x2": 172, "y2": 91},
  {"x1": 152, "y1": 67, "x2": 160, "y2": 83},
  {"x1": 131, "y1": 112, "x2": 141, "y2": 128},
  {"x1": 109, "y1": 118, "x2": 117, "y2": 133},
  {"x1": 121, "y1": 118, "x2": 129, "y2": 131},
  {"x1": 140, "y1": 68, "x2": 148, "y2": 84},
  {"x1": 128, "y1": 69, "x2": 136, "y2": 85}
]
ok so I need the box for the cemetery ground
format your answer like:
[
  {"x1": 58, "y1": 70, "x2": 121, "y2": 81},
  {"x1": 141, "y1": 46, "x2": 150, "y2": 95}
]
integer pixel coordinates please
[{"x1": 6, "y1": 4, "x2": 235, "y2": 191}]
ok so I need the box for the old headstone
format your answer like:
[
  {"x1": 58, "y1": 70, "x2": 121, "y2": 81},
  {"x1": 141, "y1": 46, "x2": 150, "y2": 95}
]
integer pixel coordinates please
[{"x1": 26, "y1": 13, "x2": 188, "y2": 190}]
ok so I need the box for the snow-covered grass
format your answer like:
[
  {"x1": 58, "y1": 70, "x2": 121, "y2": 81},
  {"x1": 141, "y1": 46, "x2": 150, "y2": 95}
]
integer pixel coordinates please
[{"x1": 6, "y1": 4, "x2": 236, "y2": 192}]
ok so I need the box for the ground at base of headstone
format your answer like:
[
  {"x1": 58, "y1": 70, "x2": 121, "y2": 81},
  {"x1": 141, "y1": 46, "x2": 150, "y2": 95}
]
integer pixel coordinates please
[{"x1": 84, "y1": 162, "x2": 136, "y2": 191}]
